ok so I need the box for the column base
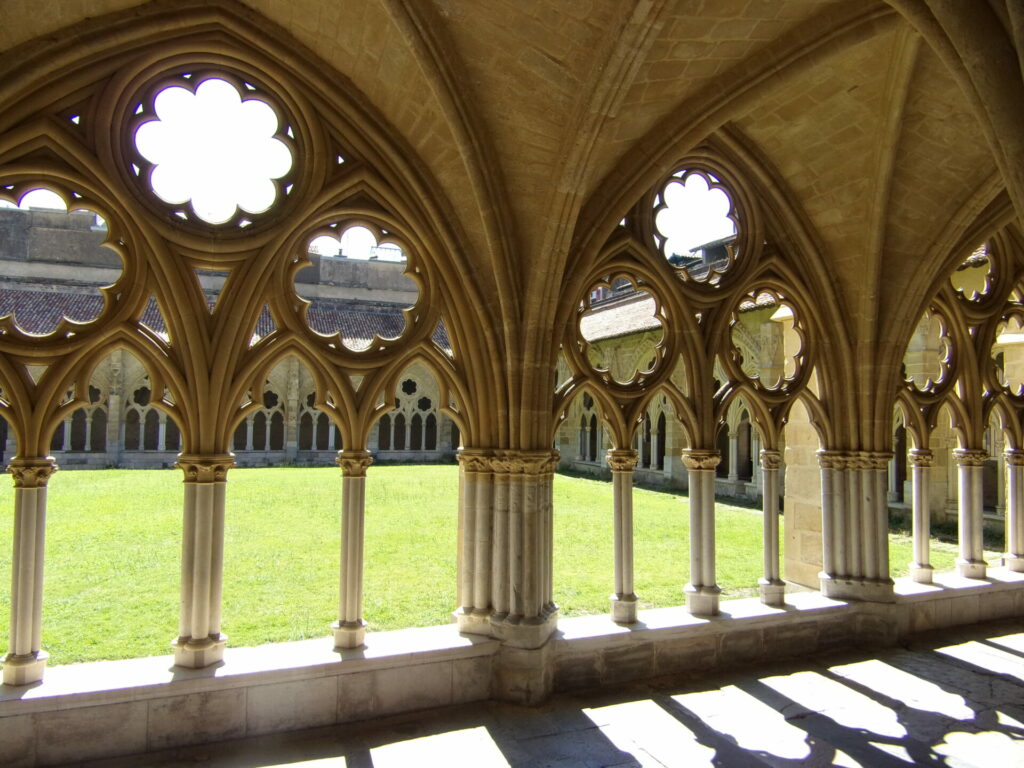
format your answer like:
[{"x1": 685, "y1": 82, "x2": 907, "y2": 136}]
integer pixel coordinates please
[
  {"x1": 758, "y1": 579, "x2": 785, "y2": 607},
  {"x1": 332, "y1": 620, "x2": 367, "y2": 649},
  {"x1": 454, "y1": 608, "x2": 493, "y2": 637},
  {"x1": 909, "y1": 563, "x2": 934, "y2": 584},
  {"x1": 956, "y1": 559, "x2": 987, "y2": 579},
  {"x1": 820, "y1": 575, "x2": 895, "y2": 603},
  {"x1": 492, "y1": 640, "x2": 554, "y2": 705},
  {"x1": 1005, "y1": 555, "x2": 1024, "y2": 573},
  {"x1": 610, "y1": 594, "x2": 638, "y2": 624},
  {"x1": 490, "y1": 609, "x2": 558, "y2": 649},
  {"x1": 172, "y1": 634, "x2": 226, "y2": 668},
  {"x1": 2, "y1": 650, "x2": 47, "y2": 686},
  {"x1": 684, "y1": 584, "x2": 720, "y2": 616}
]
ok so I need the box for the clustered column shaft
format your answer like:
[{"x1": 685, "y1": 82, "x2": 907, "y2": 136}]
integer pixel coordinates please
[
  {"x1": 682, "y1": 449, "x2": 720, "y2": 616},
  {"x1": 817, "y1": 450, "x2": 893, "y2": 601},
  {"x1": 908, "y1": 449, "x2": 934, "y2": 583},
  {"x1": 2, "y1": 458, "x2": 56, "y2": 685},
  {"x1": 456, "y1": 450, "x2": 558, "y2": 649},
  {"x1": 173, "y1": 455, "x2": 233, "y2": 668},
  {"x1": 953, "y1": 448, "x2": 987, "y2": 579},
  {"x1": 758, "y1": 450, "x2": 784, "y2": 606},
  {"x1": 455, "y1": 450, "x2": 494, "y2": 635},
  {"x1": 1006, "y1": 450, "x2": 1024, "y2": 572},
  {"x1": 334, "y1": 450, "x2": 373, "y2": 649},
  {"x1": 607, "y1": 449, "x2": 639, "y2": 623}
]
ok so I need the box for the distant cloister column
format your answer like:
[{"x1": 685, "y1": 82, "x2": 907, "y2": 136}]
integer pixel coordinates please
[
  {"x1": 759, "y1": 450, "x2": 784, "y2": 606},
  {"x1": 682, "y1": 449, "x2": 720, "y2": 616},
  {"x1": 818, "y1": 451, "x2": 893, "y2": 601},
  {"x1": 334, "y1": 450, "x2": 373, "y2": 648},
  {"x1": 2, "y1": 458, "x2": 56, "y2": 685},
  {"x1": 1004, "y1": 449, "x2": 1024, "y2": 572},
  {"x1": 727, "y1": 432, "x2": 739, "y2": 484},
  {"x1": 908, "y1": 449, "x2": 934, "y2": 583},
  {"x1": 173, "y1": 455, "x2": 234, "y2": 668},
  {"x1": 607, "y1": 449, "x2": 639, "y2": 623},
  {"x1": 953, "y1": 448, "x2": 987, "y2": 579}
]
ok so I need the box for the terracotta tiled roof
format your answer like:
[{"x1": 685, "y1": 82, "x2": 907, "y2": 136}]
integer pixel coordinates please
[{"x1": 0, "y1": 288, "x2": 450, "y2": 349}]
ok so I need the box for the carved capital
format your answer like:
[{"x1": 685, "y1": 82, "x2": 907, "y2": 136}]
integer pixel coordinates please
[
  {"x1": 908, "y1": 449, "x2": 933, "y2": 468},
  {"x1": 176, "y1": 455, "x2": 235, "y2": 483},
  {"x1": 953, "y1": 448, "x2": 988, "y2": 467},
  {"x1": 855, "y1": 451, "x2": 892, "y2": 471},
  {"x1": 816, "y1": 450, "x2": 848, "y2": 470},
  {"x1": 459, "y1": 449, "x2": 560, "y2": 475},
  {"x1": 1005, "y1": 450, "x2": 1024, "y2": 467},
  {"x1": 7, "y1": 458, "x2": 57, "y2": 488},
  {"x1": 336, "y1": 450, "x2": 373, "y2": 477},
  {"x1": 759, "y1": 450, "x2": 782, "y2": 470},
  {"x1": 499, "y1": 450, "x2": 560, "y2": 475},
  {"x1": 458, "y1": 449, "x2": 493, "y2": 473},
  {"x1": 606, "y1": 449, "x2": 639, "y2": 472},
  {"x1": 681, "y1": 449, "x2": 720, "y2": 471}
]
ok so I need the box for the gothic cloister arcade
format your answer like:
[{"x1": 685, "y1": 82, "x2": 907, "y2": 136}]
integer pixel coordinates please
[{"x1": 1, "y1": 1, "x2": 1024, "y2": 764}]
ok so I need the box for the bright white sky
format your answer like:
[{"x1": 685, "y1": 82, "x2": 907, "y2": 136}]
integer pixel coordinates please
[
  {"x1": 134, "y1": 78, "x2": 291, "y2": 224},
  {"x1": 655, "y1": 173, "x2": 736, "y2": 256}
]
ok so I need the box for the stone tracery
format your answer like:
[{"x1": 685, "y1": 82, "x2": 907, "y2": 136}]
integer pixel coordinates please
[{"x1": 0, "y1": 2, "x2": 1022, "y2": 758}]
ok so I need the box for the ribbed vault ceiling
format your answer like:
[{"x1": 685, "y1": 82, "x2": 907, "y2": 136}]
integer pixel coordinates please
[{"x1": 0, "y1": 0, "x2": 1011, "y2": 337}]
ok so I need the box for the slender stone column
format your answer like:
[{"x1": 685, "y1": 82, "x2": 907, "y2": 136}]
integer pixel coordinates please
[
  {"x1": 3, "y1": 458, "x2": 56, "y2": 685},
  {"x1": 245, "y1": 416, "x2": 254, "y2": 451},
  {"x1": 173, "y1": 455, "x2": 234, "y2": 668},
  {"x1": 682, "y1": 449, "x2": 720, "y2": 616},
  {"x1": 334, "y1": 450, "x2": 373, "y2": 648},
  {"x1": 1004, "y1": 450, "x2": 1024, "y2": 572},
  {"x1": 817, "y1": 451, "x2": 844, "y2": 583},
  {"x1": 489, "y1": 450, "x2": 559, "y2": 648},
  {"x1": 607, "y1": 449, "x2": 639, "y2": 623},
  {"x1": 455, "y1": 450, "x2": 494, "y2": 635},
  {"x1": 157, "y1": 415, "x2": 167, "y2": 451},
  {"x1": 908, "y1": 449, "x2": 934, "y2": 583},
  {"x1": 727, "y1": 432, "x2": 739, "y2": 484},
  {"x1": 758, "y1": 450, "x2": 784, "y2": 605},
  {"x1": 953, "y1": 448, "x2": 987, "y2": 579}
]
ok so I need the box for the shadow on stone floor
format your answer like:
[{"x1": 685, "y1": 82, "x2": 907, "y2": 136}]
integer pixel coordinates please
[{"x1": 76, "y1": 618, "x2": 1024, "y2": 768}]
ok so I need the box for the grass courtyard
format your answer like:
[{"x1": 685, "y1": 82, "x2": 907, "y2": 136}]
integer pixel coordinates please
[{"x1": 0, "y1": 465, "x2": 996, "y2": 666}]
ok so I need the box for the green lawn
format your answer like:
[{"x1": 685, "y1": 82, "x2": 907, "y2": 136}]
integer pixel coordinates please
[{"x1": 0, "y1": 466, "x2": 1003, "y2": 665}]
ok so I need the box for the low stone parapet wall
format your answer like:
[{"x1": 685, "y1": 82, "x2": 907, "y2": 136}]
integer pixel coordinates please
[{"x1": 2, "y1": 570, "x2": 1022, "y2": 766}]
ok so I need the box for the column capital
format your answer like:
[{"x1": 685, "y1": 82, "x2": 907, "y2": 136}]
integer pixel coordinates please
[
  {"x1": 681, "y1": 449, "x2": 720, "y2": 470},
  {"x1": 1004, "y1": 449, "x2": 1024, "y2": 467},
  {"x1": 908, "y1": 448, "x2": 934, "y2": 467},
  {"x1": 953, "y1": 448, "x2": 988, "y2": 467},
  {"x1": 816, "y1": 449, "x2": 848, "y2": 470},
  {"x1": 336, "y1": 450, "x2": 373, "y2": 477},
  {"x1": 759, "y1": 450, "x2": 782, "y2": 470},
  {"x1": 606, "y1": 449, "x2": 639, "y2": 472},
  {"x1": 457, "y1": 449, "x2": 493, "y2": 473},
  {"x1": 497, "y1": 450, "x2": 560, "y2": 475},
  {"x1": 176, "y1": 455, "x2": 235, "y2": 483},
  {"x1": 7, "y1": 457, "x2": 58, "y2": 488},
  {"x1": 816, "y1": 450, "x2": 890, "y2": 470}
]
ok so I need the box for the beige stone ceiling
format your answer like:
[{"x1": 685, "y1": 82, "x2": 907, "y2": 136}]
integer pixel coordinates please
[{"x1": 0, "y1": 0, "x2": 1008, "y2": 336}]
